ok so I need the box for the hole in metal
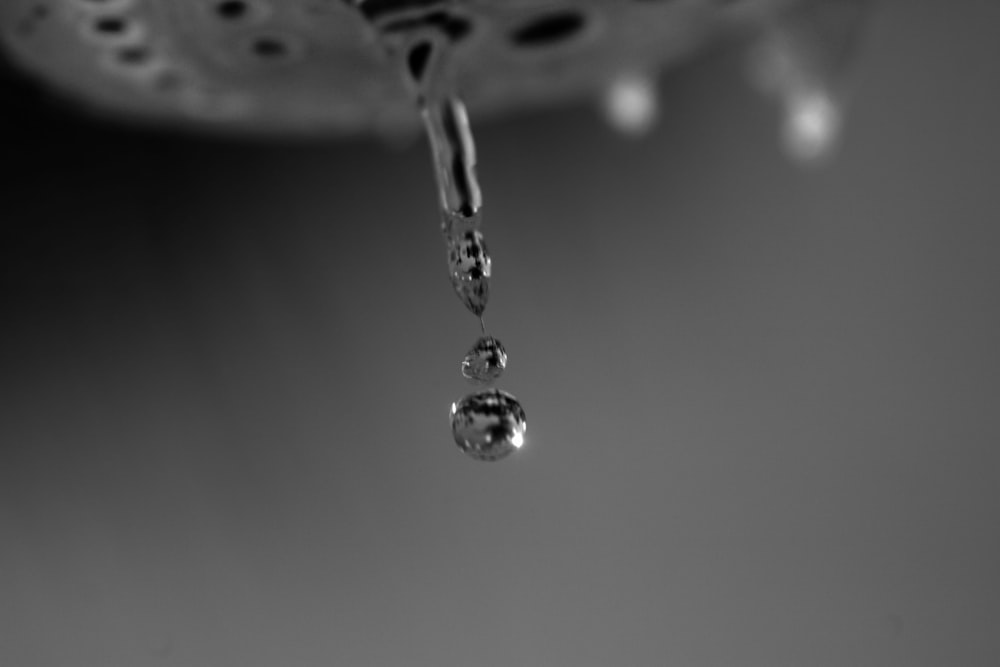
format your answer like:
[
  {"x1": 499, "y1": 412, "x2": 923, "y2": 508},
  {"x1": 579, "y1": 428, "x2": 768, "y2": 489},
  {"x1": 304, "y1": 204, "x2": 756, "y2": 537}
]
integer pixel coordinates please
[
  {"x1": 406, "y1": 41, "x2": 434, "y2": 82},
  {"x1": 249, "y1": 35, "x2": 294, "y2": 60},
  {"x1": 214, "y1": 0, "x2": 249, "y2": 20},
  {"x1": 510, "y1": 11, "x2": 586, "y2": 48},
  {"x1": 93, "y1": 16, "x2": 127, "y2": 34}
]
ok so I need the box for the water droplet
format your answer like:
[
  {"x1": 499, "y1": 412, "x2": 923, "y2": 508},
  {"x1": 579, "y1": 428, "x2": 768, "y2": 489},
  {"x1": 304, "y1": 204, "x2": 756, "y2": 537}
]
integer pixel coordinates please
[
  {"x1": 462, "y1": 335, "x2": 507, "y2": 383},
  {"x1": 602, "y1": 72, "x2": 658, "y2": 136},
  {"x1": 450, "y1": 389, "x2": 526, "y2": 461},
  {"x1": 782, "y1": 87, "x2": 841, "y2": 163},
  {"x1": 446, "y1": 227, "x2": 491, "y2": 316},
  {"x1": 746, "y1": 1, "x2": 867, "y2": 164},
  {"x1": 337, "y1": 3, "x2": 525, "y2": 456}
]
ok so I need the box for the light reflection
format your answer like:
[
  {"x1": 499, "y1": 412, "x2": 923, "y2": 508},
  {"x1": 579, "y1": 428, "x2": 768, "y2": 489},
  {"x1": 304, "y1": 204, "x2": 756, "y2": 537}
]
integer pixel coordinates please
[
  {"x1": 602, "y1": 72, "x2": 659, "y2": 136},
  {"x1": 511, "y1": 428, "x2": 525, "y2": 449},
  {"x1": 783, "y1": 88, "x2": 842, "y2": 163}
]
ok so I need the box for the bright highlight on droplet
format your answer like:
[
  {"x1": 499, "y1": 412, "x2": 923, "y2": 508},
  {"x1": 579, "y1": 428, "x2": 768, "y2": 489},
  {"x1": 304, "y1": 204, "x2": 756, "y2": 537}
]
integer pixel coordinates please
[
  {"x1": 450, "y1": 389, "x2": 526, "y2": 462},
  {"x1": 511, "y1": 428, "x2": 525, "y2": 449},
  {"x1": 602, "y1": 73, "x2": 658, "y2": 136},
  {"x1": 783, "y1": 89, "x2": 841, "y2": 162}
]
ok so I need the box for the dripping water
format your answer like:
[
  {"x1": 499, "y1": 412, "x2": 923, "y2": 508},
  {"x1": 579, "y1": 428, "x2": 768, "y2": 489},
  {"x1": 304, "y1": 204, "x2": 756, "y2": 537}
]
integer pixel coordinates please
[
  {"x1": 450, "y1": 389, "x2": 526, "y2": 462},
  {"x1": 461, "y1": 335, "x2": 507, "y2": 384},
  {"x1": 347, "y1": 0, "x2": 526, "y2": 459}
]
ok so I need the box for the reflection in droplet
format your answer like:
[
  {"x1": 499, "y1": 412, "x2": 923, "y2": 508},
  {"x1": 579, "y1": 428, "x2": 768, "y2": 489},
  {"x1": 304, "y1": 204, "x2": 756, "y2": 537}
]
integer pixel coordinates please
[
  {"x1": 450, "y1": 389, "x2": 526, "y2": 461},
  {"x1": 462, "y1": 335, "x2": 507, "y2": 383}
]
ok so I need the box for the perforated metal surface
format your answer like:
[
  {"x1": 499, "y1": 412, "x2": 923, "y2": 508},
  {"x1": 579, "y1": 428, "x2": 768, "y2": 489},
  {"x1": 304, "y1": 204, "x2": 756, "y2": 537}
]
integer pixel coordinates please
[{"x1": 0, "y1": 0, "x2": 802, "y2": 133}]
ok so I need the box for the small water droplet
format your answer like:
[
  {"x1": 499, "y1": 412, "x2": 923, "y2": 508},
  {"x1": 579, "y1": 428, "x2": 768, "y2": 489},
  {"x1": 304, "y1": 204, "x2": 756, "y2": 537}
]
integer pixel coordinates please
[
  {"x1": 445, "y1": 226, "x2": 491, "y2": 316},
  {"x1": 450, "y1": 389, "x2": 526, "y2": 461},
  {"x1": 462, "y1": 335, "x2": 507, "y2": 383}
]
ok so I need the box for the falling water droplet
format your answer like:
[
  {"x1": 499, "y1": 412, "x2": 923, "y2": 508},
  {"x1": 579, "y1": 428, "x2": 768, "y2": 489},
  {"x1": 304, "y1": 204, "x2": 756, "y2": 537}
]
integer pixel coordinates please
[
  {"x1": 601, "y1": 71, "x2": 659, "y2": 136},
  {"x1": 450, "y1": 389, "x2": 526, "y2": 461},
  {"x1": 461, "y1": 335, "x2": 507, "y2": 383},
  {"x1": 445, "y1": 222, "x2": 491, "y2": 316}
]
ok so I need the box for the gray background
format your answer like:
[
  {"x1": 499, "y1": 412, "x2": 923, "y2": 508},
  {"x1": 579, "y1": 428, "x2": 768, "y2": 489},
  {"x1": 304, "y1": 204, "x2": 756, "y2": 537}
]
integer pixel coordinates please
[{"x1": 2, "y1": 2, "x2": 999, "y2": 665}]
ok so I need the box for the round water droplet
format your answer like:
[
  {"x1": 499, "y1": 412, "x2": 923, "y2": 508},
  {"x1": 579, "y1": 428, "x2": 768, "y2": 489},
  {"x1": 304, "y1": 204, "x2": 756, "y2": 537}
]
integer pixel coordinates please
[
  {"x1": 450, "y1": 389, "x2": 526, "y2": 462},
  {"x1": 446, "y1": 229, "x2": 491, "y2": 316},
  {"x1": 462, "y1": 335, "x2": 507, "y2": 383}
]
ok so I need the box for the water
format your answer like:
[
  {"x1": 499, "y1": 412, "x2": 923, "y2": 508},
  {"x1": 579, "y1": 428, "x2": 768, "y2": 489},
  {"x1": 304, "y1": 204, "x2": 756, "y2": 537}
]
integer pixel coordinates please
[
  {"x1": 426, "y1": 99, "x2": 491, "y2": 317},
  {"x1": 347, "y1": 0, "x2": 527, "y2": 459},
  {"x1": 444, "y1": 222, "x2": 491, "y2": 317},
  {"x1": 450, "y1": 389, "x2": 527, "y2": 462},
  {"x1": 419, "y1": 68, "x2": 525, "y2": 459},
  {"x1": 461, "y1": 335, "x2": 507, "y2": 383},
  {"x1": 422, "y1": 96, "x2": 482, "y2": 218},
  {"x1": 345, "y1": 0, "x2": 865, "y2": 460}
]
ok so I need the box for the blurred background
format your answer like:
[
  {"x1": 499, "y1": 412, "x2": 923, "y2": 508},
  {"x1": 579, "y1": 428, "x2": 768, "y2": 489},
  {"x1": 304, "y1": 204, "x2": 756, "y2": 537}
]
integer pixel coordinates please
[{"x1": 1, "y1": 2, "x2": 999, "y2": 665}]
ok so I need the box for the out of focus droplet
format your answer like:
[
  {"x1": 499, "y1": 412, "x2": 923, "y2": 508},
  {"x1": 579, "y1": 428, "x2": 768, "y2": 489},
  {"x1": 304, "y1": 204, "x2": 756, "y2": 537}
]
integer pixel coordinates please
[
  {"x1": 450, "y1": 389, "x2": 526, "y2": 461},
  {"x1": 782, "y1": 87, "x2": 841, "y2": 162},
  {"x1": 601, "y1": 72, "x2": 658, "y2": 136},
  {"x1": 462, "y1": 335, "x2": 507, "y2": 383},
  {"x1": 747, "y1": 0, "x2": 867, "y2": 164}
]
